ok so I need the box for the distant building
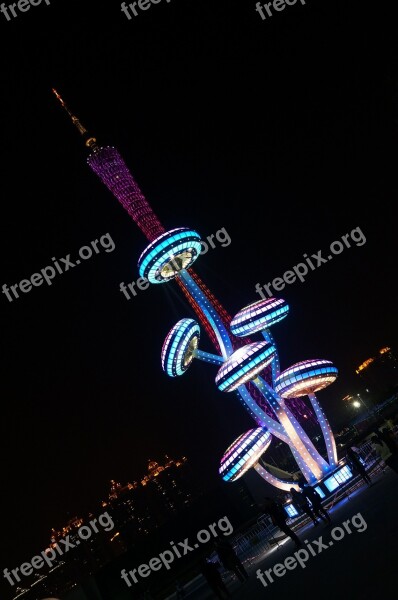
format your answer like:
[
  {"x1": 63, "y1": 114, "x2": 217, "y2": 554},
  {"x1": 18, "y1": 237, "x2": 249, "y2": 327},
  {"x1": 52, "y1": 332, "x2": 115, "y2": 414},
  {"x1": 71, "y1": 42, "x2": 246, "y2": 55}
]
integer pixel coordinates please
[
  {"x1": 50, "y1": 515, "x2": 84, "y2": 542},
  {"x1": 356, "y1": 347, "x2": 398, "y2": 397},
  {"x1": 103, "y1": 455, "x2": 196, "y2": 544},
  {"x1": 142, "y1": 456, "x2": 194, "y2": 522}
]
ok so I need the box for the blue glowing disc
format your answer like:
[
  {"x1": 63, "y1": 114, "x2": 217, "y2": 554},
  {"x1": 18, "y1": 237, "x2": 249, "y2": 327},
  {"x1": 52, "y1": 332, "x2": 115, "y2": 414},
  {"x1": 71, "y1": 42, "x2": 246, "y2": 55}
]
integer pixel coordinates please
[
  {"x1": 138, "y1": 228, "x2": 202, "y2": 284},
  {"x1": 231, "y1": 298, "x2": 289, "y2": 337},
  {"x1": 219, "y1": 428, "x2": 272, "y2": 482},
  {"x1": 215, "y1": 341, "x2": 276, "y2": 392},
  {"x1": 275, "y1": 359, "x2": 338, "y2": 398},
  {"x1": 161, "y1": 318, "x2": 200, "y2": 377}
]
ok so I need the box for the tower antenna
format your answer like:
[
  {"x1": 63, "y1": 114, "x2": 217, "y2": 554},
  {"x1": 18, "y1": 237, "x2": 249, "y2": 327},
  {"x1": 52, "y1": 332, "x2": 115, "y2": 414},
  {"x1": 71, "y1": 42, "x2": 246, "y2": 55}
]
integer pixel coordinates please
[{"x1": 52, "y1": 88, "x2": 98, "y2": 151}]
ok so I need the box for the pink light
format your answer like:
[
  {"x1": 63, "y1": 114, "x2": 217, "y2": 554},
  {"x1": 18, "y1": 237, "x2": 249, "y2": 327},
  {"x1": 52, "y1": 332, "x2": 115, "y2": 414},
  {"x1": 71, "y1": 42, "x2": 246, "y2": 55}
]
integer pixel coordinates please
[{"x1": 87, "y1": 147, "x2": 165, "y2": 241}]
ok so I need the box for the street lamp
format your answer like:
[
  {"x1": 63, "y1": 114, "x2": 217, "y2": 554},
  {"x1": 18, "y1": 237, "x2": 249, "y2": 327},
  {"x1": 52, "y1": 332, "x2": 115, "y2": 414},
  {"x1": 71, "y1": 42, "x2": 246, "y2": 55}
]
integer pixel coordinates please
[{"x1": 357, "y1": 393, "x2": 370, "y2": 411}]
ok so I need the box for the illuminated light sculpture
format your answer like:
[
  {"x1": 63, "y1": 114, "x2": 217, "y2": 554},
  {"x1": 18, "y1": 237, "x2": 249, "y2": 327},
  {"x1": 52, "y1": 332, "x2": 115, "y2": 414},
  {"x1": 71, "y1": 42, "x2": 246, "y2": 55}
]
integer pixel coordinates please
[
  {"x1": 54, "y1": 91, "x2": 340, "y2": 490},
  {"x1": 219, "y1": 428, "x2": 272, "y2": 481}
]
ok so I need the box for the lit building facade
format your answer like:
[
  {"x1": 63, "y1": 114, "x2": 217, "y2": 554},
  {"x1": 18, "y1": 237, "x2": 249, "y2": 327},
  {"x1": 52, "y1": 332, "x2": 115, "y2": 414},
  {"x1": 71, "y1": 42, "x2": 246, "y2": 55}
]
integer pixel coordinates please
[
  {"x1": 356, "y1": 347, "x2": 398, "y2": 397},
  {"x1": 104, "y1": 456, "x2": 195, "y2": 538}
]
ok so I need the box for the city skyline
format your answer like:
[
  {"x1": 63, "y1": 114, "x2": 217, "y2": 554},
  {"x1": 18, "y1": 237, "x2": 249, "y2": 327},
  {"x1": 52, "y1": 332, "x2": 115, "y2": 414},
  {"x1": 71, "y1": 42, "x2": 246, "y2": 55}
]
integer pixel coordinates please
[{"x1": 47, "y1": 454, "x2": 190, "y2": 536}]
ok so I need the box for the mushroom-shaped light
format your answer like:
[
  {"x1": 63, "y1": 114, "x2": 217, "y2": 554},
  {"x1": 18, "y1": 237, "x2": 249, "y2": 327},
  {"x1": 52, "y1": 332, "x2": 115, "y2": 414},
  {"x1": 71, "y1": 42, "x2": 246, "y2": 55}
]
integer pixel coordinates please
[
  {"x1": 275, "y1": 359, "x2": 338, "y2": 398},
  {"x1": 138, "y1": 228, "x2": 202, "y2": 284},
  {"x1": 230, "y1": 297, "x2": 289, "y2": 337},
  {"x1": 161, "y1": 319, "x2": 200, "y2": 377},
  {"x1": 215, "y1": 341, "x2": 276, "y2": 392},
  {"x1": 219, "y1": 427, "x2": 272, "y2": 482}
]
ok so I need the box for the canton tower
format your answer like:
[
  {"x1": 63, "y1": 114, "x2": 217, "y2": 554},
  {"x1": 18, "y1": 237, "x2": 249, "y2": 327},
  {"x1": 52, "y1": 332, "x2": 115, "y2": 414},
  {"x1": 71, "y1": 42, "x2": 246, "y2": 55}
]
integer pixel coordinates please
[{"x1": 53, "y1": 90, "x2": 339, "y2": 491}]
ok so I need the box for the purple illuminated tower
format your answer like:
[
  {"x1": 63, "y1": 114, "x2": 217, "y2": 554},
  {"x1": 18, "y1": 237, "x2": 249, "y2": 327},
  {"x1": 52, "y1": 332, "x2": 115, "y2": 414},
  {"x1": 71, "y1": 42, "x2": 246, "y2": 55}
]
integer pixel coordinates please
[{"x1": 53, "y1": 90, "x2": 341, "y2": 491}]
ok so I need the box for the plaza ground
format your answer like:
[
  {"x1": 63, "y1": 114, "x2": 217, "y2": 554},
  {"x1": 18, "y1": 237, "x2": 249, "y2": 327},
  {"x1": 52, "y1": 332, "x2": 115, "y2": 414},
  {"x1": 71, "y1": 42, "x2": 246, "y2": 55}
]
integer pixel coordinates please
[{"x1": 179, "y1": 468, "x2": 398, "y2": 600}]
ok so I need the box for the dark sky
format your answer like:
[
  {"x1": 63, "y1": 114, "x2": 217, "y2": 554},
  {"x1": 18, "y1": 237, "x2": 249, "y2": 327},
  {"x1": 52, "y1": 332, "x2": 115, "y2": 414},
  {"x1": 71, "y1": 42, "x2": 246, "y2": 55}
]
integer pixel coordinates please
[{"x1": 1, "y1": 0, "x2": 397, "y2": 570}]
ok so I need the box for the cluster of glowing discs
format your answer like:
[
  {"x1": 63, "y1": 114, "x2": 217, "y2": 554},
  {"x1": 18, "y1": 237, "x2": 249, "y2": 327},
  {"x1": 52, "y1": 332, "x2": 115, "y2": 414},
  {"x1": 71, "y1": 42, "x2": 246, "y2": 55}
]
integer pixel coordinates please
[
  {"x1": 215, "y1": 341, "x2": 276, "y2": 392},
  {"x1": 138, "y1": 228, "x2": 202, "y2": 284},
  {"x1": 275, "y1": 359, "x2": 338, "y2": 398},
  {"x1": 219, "y1": 427, "x2": 272, "y2": 482},
  {"x1": 161, "y1": 318, "x2": 200, "y2": 377},
  {"x1": 230, "y1": 297, "x2": 289, "y2": 337}
]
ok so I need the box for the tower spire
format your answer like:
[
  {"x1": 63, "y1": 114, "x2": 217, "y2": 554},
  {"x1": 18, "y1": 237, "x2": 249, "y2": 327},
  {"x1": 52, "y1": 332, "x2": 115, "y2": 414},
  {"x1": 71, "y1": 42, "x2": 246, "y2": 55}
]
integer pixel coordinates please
[{"x1": 52, "y1": 88, "x2": 99, "y2": 151}]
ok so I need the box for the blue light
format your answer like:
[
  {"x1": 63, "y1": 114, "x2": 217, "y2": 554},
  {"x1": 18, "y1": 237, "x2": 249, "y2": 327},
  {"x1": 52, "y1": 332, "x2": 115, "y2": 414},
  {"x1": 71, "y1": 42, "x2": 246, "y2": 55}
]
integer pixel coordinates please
[
  {"x1": 275, "y1": 360, "x2": 338, "y2": 398},
  {"x1": 220, "y1": 428, "x2": 272, "y2": 482},
  {"x1": 324, "y1": 465, "x2": 353, "y2": 492},
  {"x1": 285, "y1": 504, "x2": 299, "y2": 518},
  {"x1": 216, "y1": 342, "x2": 276, "y2": 392},
  {"x1": 231, "y1": 298, "x2": 289, "y2": 337},
  {"x1": 138, "y1": 228, "x2": 202, "y2": 284},
  {"x1": 161, "y1": 319, "x2": 200, "y2": 377}
]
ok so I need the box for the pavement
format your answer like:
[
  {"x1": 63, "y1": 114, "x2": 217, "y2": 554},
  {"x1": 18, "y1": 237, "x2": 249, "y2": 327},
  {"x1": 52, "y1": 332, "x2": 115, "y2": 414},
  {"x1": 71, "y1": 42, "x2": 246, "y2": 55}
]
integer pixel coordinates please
[{"x1": 178, "y1": 468, "x2": 398, "y2": 600}]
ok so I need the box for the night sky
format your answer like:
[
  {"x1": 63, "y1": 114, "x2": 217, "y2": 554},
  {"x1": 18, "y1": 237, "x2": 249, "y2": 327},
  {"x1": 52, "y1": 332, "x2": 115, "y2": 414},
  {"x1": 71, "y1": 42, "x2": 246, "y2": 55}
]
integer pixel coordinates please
[{"x1": 1, "y1": 0, "x2": 397, "y2": 571}]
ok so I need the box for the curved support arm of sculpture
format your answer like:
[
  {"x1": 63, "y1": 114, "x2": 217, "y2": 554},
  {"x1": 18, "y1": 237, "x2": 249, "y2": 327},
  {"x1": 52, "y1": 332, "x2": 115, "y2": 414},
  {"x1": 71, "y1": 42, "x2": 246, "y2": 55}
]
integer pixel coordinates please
[
  {"x1": 256, "y1": 375, "x2": 330, "y2": 474},
  {"x1": 178, "y1": 270, "x2": 234, "y2": 359},
  {"x1": 261, "y1": 329, "x2": 281, "y2": 384},
  {"x1": 236, "y1": 384, "x2": 291, "y2": 444},
  {"x1": 194, "y1": 349, "x2": 225, "y2": 365},
  {"x1": 236, "y1": 384, "x2": 316, "y2": 482},
  {"x1": 308, "y1": 392, "x2": 338, "y2": 467},
  {"x1": 253, "y1": 376, "x2": 323, "y2": 481},
  {"x1": 254, "y1": 462, "x2": 301, "y2": 492},
  {"x1": 281, "y1": 404, "x2": 330, "y2": 473}
]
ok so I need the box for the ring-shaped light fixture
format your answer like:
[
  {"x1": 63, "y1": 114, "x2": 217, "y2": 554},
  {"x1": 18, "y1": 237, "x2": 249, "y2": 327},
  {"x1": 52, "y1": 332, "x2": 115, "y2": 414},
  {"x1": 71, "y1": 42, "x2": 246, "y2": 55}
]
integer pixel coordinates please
[
  {"x1": 275, "y1": 359, "x2": 338, "y2": 398},
  {"x1": 138, "y1": 228, "x2": 202, "y2": 284},
  {"x1": 161, "y1": 318, "x2": 200, "y2": 377},
  {"x1": 231, "y1": 298, "x2": 289, "y2": 337},
  {"x1": 219, "y1": 428, "x2": 272, "y2": 482},
  {"x1": 215, "y1": 341, "x2": 276, "y2": 392}
]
